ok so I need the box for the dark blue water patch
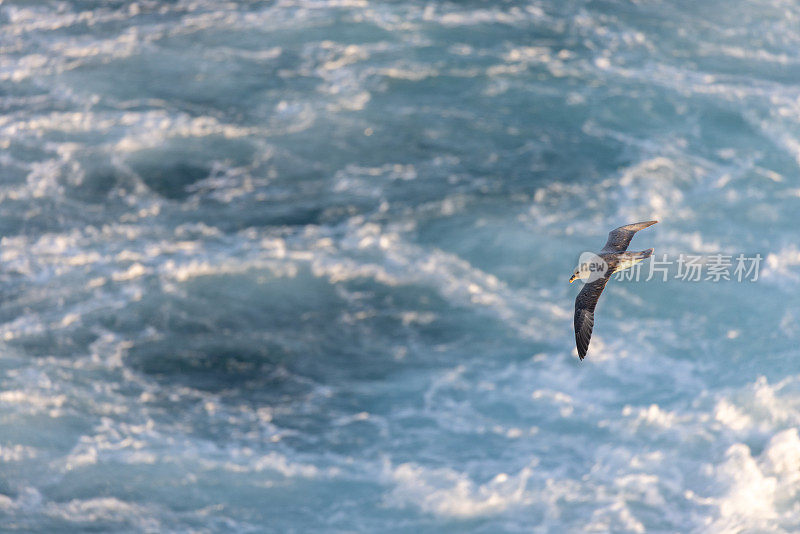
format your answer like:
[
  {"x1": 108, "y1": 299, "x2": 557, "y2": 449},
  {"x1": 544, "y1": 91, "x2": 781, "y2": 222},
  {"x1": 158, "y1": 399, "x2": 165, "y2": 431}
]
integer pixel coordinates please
[
  {"x1": 105, "y1": 266, "x2": 534, "y2": 397},
  {"x1": 0, "y1": 160, "x2": 29, "y2": 188},
  {"x1": 125, "y1": 137, "x2": 256, "y2": 200},
  {"x1": 369, "y1": 89, "x2": 629, "y2": 184},
  {"x1": 6, "y1": 138, "x2": 54, "y2": 165},
  {"x1": 694, "y1": 102, "x2": 766, "y2": 154},
  {"x1": 0, "y1": 197, "x2": 100, "y2": 237},
  {"x1": 188, "y1": 197, "x2": 331, "y2": 231},
  {"x1": 265, "y1": 117, "x2": 399, "y2": 176},
  {"x1": 7, "y1": 326, "x2": 100, "y2": 361},
  {"x1": 0, "y1": 412, "x2": 93, "y2": 454},
  {"x1": 127, "y1": 336, "x2": 301, "y2": 394},
  {"x1": 132, "y1": 160, "x2": 210, "y2": 200},
  {"x1": 60, "y1": 153, "x2": 134, "y2": 204},
  {"x1": 587, "y1": 86, "x2": 695, "y2": 142},
  {"x1": 162, "y1": 12, "x2": 395, "y2": 51},
  {"x1": 418, "y1": 11, "x2": 556, "y2": 50},
  {"x1": 59, "y1": 47, "x2": 309, "y2": 119},
  {"x1": 111, "y1": 270, "x2": 398, "y2": 391}
]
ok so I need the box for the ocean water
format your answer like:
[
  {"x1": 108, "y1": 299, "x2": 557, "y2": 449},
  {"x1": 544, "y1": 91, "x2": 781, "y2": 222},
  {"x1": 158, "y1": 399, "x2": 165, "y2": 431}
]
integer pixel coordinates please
[{"x1": 1, "y1": 0, "x2": 800, "y2": 531}]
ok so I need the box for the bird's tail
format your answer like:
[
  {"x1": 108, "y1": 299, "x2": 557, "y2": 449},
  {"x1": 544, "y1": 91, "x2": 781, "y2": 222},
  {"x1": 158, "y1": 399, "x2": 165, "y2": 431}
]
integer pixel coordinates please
[{"x1": 612, "y1": 248, "x2": 654, "y2": 273}]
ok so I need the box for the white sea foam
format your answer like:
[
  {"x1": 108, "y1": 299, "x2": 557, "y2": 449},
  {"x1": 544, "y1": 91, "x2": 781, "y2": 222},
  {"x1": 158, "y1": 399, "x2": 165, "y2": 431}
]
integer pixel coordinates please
[
  {"x1": 385, "y1": 460, "x2": 536, "y2": 518},
  {"x1": 707, "y1": 429, "x2": 800, "y2": 532}
]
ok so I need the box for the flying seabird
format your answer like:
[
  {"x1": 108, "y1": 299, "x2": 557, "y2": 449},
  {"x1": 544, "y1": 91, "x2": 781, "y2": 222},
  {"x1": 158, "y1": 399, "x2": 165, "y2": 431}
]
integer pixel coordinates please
[{"x1": 569, "y1": 220, "x2": 657, "y2": 360}]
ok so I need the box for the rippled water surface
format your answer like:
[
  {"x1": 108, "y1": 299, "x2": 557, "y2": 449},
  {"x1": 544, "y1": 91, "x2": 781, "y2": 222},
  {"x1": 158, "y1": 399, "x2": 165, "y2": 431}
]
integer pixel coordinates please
[{"x1": 2, "y1": 0, "x2": 800, "y2": 531}]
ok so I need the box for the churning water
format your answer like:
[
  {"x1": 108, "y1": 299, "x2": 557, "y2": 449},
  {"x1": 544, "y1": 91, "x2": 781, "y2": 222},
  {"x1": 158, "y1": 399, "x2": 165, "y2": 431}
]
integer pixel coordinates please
[{"x1": 2, "y1": 0, "x2": 800, "y2": 531}]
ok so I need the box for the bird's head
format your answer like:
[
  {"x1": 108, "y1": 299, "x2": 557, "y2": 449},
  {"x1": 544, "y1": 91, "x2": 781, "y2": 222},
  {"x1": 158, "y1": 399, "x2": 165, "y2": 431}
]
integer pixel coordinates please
[
  {"x1": 570, "y1": 252, "x2": 608, "y2": 283},
  {"x1": 569, "y1": 267, "x2": 587, "y2": 284}
]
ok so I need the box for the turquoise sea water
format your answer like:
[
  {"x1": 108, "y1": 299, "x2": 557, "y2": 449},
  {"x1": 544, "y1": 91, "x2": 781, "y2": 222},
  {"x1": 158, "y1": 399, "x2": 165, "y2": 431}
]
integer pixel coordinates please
[{"x1": 2, "y1": 0, "x2": 800, "y2": 531}]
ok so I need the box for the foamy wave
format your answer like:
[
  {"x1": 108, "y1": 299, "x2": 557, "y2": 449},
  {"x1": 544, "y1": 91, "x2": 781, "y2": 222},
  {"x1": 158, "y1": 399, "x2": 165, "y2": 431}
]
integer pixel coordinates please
[
  {"x1": 705, "y1": 429, "x2": 800, "y2": 532},
  {"x1": 384, "y1": 460, "x2": 536, "y2": 518},
  {"x1": 762, "y1": 246, "x2": 800, "y2": 283}
]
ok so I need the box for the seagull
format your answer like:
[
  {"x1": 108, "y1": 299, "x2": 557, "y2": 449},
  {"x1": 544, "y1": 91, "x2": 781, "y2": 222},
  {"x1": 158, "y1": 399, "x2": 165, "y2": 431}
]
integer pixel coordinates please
[{"x1": 569, "y1": 221, "x2": 657, "y2": 360}]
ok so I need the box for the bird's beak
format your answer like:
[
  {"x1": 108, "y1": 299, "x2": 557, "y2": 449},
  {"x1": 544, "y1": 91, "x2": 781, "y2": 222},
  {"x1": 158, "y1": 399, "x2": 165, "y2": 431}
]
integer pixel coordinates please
[{"x1": 569, "y1": 275, "x2": 575, "y2": 283}]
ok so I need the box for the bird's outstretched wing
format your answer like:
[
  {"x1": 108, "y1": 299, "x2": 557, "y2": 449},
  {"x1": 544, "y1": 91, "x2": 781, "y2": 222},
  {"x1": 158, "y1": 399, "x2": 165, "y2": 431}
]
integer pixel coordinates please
[
  {"x1": 601, "y1": 220, "x2": 658, "y2": 253},
  {"x1": 574, "y1": 275, "x2": 611, "y2": 360}
]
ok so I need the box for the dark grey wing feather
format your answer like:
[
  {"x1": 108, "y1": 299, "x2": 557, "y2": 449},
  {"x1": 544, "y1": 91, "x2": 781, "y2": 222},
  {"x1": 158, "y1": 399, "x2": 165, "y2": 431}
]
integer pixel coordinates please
[
  {"x1": 601, "y1": 220, "x2": 658, "y2": 252},
  {"x1": 574, "y1": 276, "x2": 610, "y2": 360}
]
